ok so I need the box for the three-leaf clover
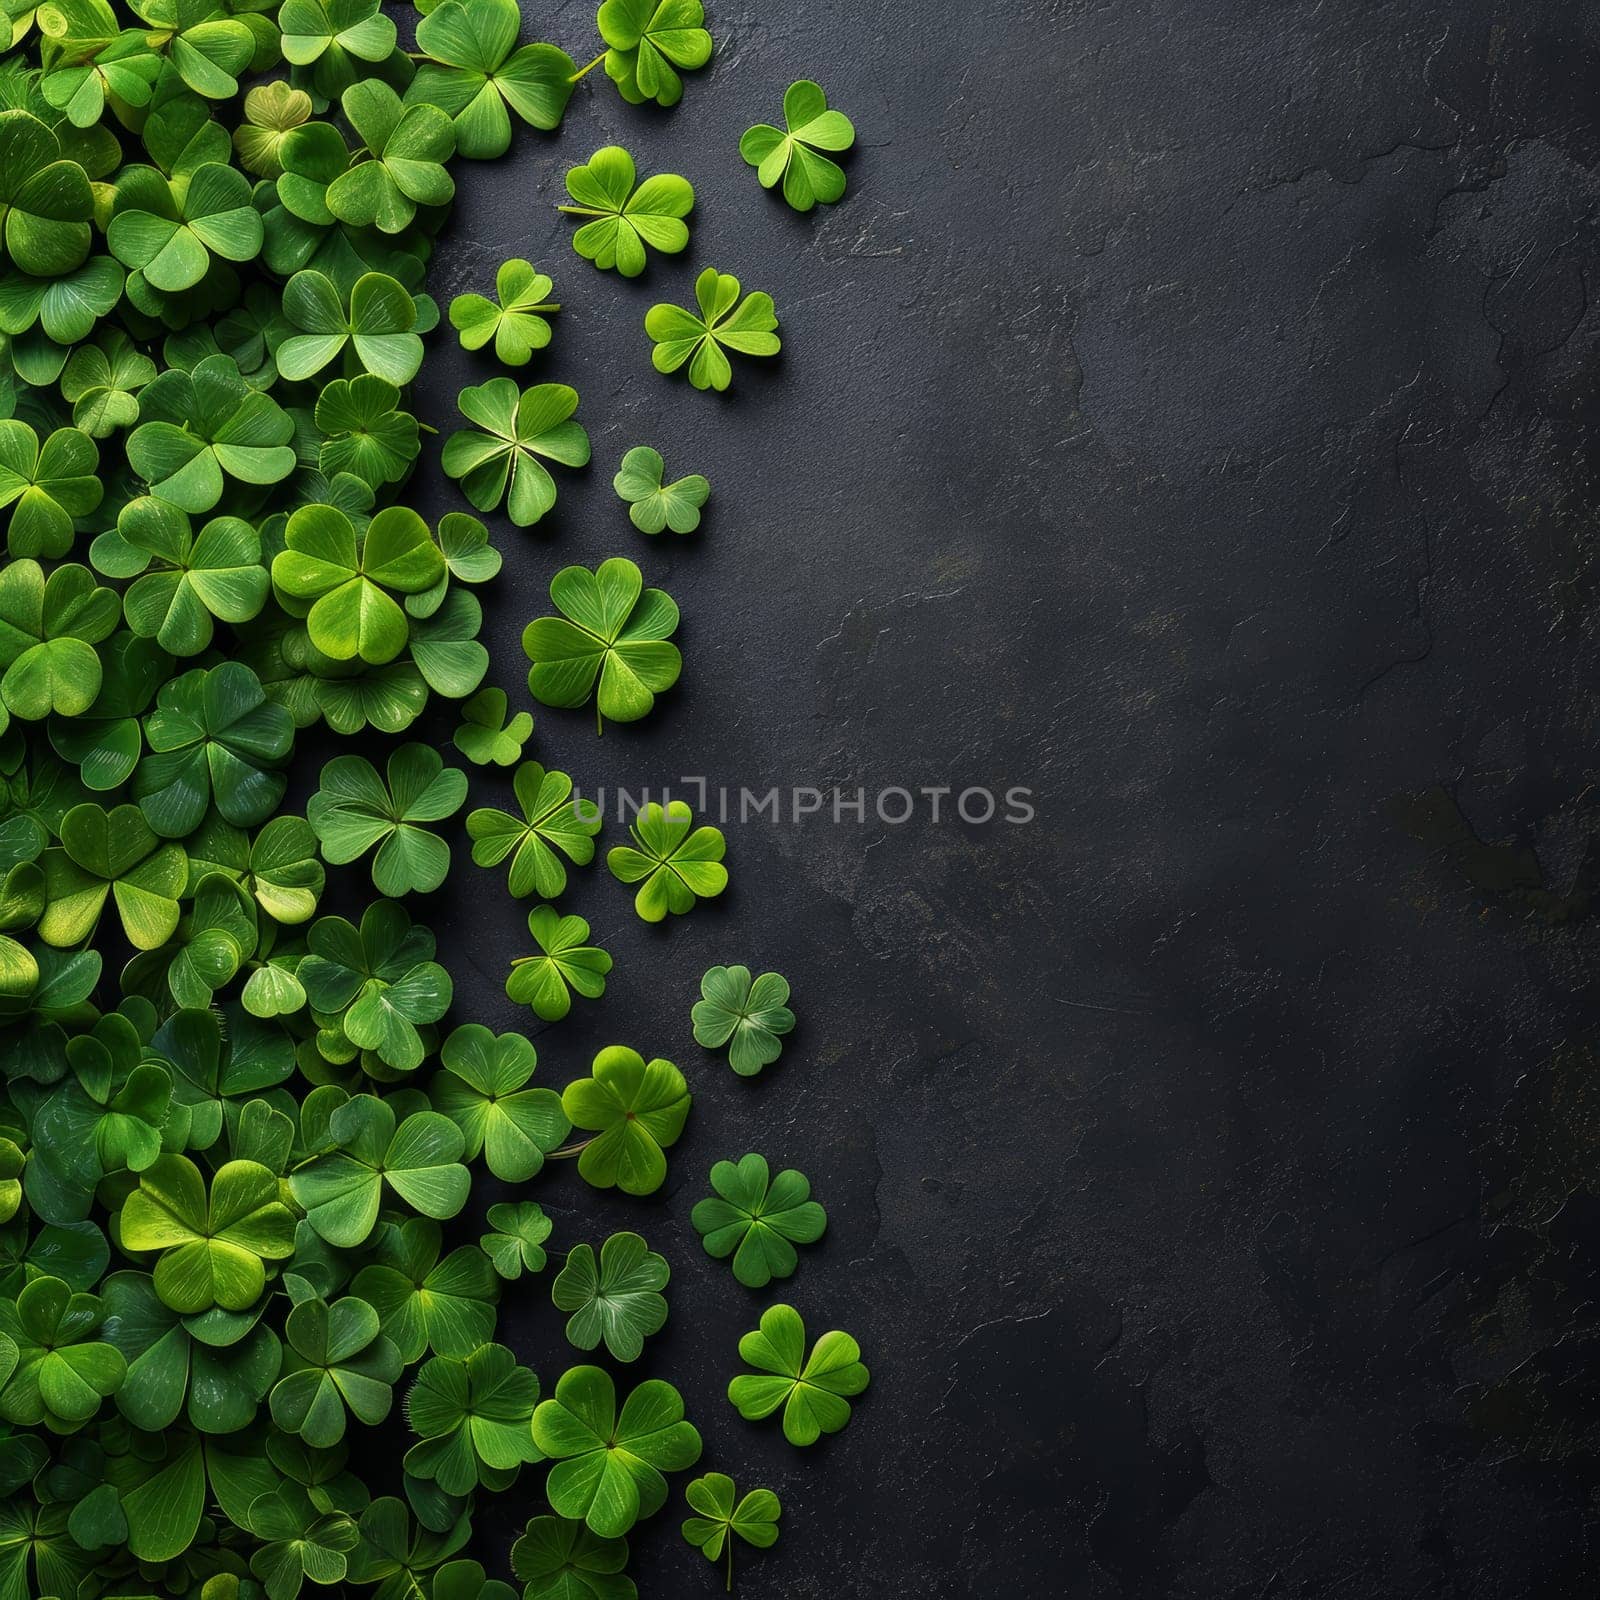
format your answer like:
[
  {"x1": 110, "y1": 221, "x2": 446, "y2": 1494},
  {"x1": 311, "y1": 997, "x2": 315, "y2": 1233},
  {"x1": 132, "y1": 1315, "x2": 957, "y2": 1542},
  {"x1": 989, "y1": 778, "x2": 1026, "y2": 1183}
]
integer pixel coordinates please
[
  {"x1": 512, "y1": 1516, "x2": 635, "y2": 1600},
  {"x1": 39, "y1": 801, "x2": 186, "y2": 950},
  {"x1": 106, "y1": 161, "x2": 262, "y2": 291},
  {"x1": 434, "y1": 1023, "x2": 569, "y2": 1182},
  {"x1": 442, "y1": 379, "x2": 590, "y2": 526},
  {"x1": 327, "y1": 80, "x2": 456, "y2": 234},
  {"x1": 522, "y1": 557, "x2": 680, "y2": 729},
  {"x1": 0, "y1": 111, "x2": 93, "y2": 276},
  {"x1": 0, "y1": 419, "x2": 101, "y2": 558},
  {"x1": 404, "y1": 1342, "x2": 541, "y2": 1494},
  {"x1": 351, "y1": 1217, "x2": 499, "y2": 1361},
  {"x1": 307, "y1": 745, "x2": 467, "y2": 896},
  {"x1": 450, "y1": 260, "x2": 559, "y2": 365},
  {"x1": 0, "y1": 560, "x2": 117, "y2": 725},
  {"x1": 245, "y1": 1488, "x2": 361, "y2": 1600},
  {"x1": 607, "y1": 801, "x2": 727, "y2": 921},
  {"x1": 480, "y1": 1200, "x2": 551, "y2": 1281},
  {"x1": 561, "y1": 1046, "x2": 689, "y2": 1196},
  {"x1": 692, "y1": 966, "x2": 795, "y2": 1075},
  {"x1": 551, "y1": 1232, "x2": 668, "y2": 1362},
  {"x1": 613, "y1": 447, "x2": 708, "y2": 535},
  {"x1": 466, "y1": 760, "x2": 600, "y2": 899},
  {"x1": 279, "y1": 0, "x2": 398, "y2": 102},
  {"x1": 691, "y1": 1154, "x2": 826, "y2": 1288},
  {"x1": 727, "y1": 1303, "x2": 869, "y2": 1446},
  {"x1": 740, "y1": 81, "x2": 856, "y2": 210},
  {"x1": 0, "y1": 1275, "x2": 125, "y2": 1431},
  {"x1": 597, "y1": 0, "x2": 712, "y2": 108},
  {"x1": 530, "y1": 1366, "x2": 701, "y2": 1537},
  {"x1": 645, "y1": 269, "x2": 780, "y2": 392},
  {"x1": 681, "y1": 1473, "x2": 781, "y2": 1588},
  {"x1": 59, "y1": 332, "x2": 156, "y2": 437},
  {"x1": 270, "y1": 1294, "x2": 403, "y2": 1448},
  {"x1": 234, "y1": 81, "x2": 314, "y2": 178},
  {"x1": 560, "y1": 147, "x2": 692, "y2": 277},
  {"x1": 452, "y1": 687, "x2": 533, "y2": 767},
  {"x1": 506, "y1": 906, "x2": 612, "y2": 1022},
  {"x1": 278, "y1": 270, "x2": 425, "y2": 385}
]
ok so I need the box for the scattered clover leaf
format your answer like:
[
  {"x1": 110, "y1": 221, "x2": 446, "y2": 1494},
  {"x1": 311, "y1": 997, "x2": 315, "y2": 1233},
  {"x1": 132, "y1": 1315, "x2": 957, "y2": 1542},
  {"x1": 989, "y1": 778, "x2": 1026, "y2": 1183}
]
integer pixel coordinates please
[
  {"x1": 351, "y1": 1217, "x2": 499, "y2": 1361},
  {"x1": 681, "y1": 1473, "x2": 780, "y2": 1587},
  {"x1": 727, "y1": 1303, "x2": 869, "y2": 1445},
  {"x1": 606, "y1": 801, "x2": 727, "y2": 922},
  {"x1": 646, "y1": 268, "x2": 780, "y2": 392},
  {"x1": 506, "y1": 906, "x2": 611, "y2": 1022},
  {"x1": 561, "y1": 1046, "x2": 689, "y2": 1196},
  {"x1": 480, "y1": 1200, "x2": 551, "y2": 1281},
  {"x1": 434, "y1": 1023, "x2": 568, "y2": 1182},
  {"x1": 452, "y1": 687, "x2": 533, "y2": 767},
  {"x1": 551, "y1": 1232, "x2": 668, "y2": 1362},
  {"x1": 450, "y1": 260, "x2": 559, "y2": 366},
  {"x1": 560, "y1": 147, "x2": 692, "y2": 277},
  {"x1": 692, "y1": 965, "x2": 794, "y2": 1075},
  {"x1": 0, "y1": 419, "x2": 101, "y2": 558},
  {"x1": 740, "y1": 80, "x2": 856, "y2": 210},
  {"x1": 442, "y1": 378, "x2": 590, "y2": 527},
  {"x1": 466, "y1": 760, "x2": 600, "y2": 899},
  {"x1": 597, "y1": 0, "x2": 712, "y2": 108},
  {"x1": 691, "y1": 1154, "x2": 826, "y2": 1288},
  {"x1": 613, "y1": 446, "x2": 708, "y2": 535},
  {"x1": 278, "y1": 270, "x2": 425, "y2": 386}
]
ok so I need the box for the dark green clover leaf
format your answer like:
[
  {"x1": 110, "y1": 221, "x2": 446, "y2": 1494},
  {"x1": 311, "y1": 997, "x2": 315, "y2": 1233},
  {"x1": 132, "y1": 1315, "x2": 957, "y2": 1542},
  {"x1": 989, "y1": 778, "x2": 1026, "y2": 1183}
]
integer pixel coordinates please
[
  {"x1": 0, "y1": 110, "x2": 93, "y2": 276},
  {"x1": 727, "y1": 1303, "x2": 869, "y2": 1446},
  {"x1": 466, "y1": 760, "x2": 600, "y2": 899},
  {"x1": 59, "y1": 331, "x2": 157, "y2": 437},
  {"x1": 119, "y1": 1153, "x2": 295, "y2": 1314},
  {"x1": 406, "y1": 586, "x2": 490, "y2": 699},
  {"x1": 561, "y1": 1046, "x2": 689, "y2": 1196},
  {"x1": 681, "y1": 1473, "x2": 780, "y2": 1587},
  {"x1": 107, "y1": 159, "x2": 261, "y2": 291},
  {"x1": 245, "y1": 1486, "x2": 360, "y2": 1600},
  {"x1": 345, "y1": 1496, "x2": 470, "y2": 1600},
  {"x1": 613, "y1": 445, "x2": 708, "y2": 535},
  {"x1": 136, "y1": 661, "x2": 295, "y2": 837},
  {"x1": 480, "y1": 1201, "x2": 551, "y2": 1281},
  {"x1": 442, "y1": 378, "x2": 589, "y2": 527},
  {"x1": 316, "y1": 374, "x2": 421, "y2": 488},
  {"x1": 290, "y1": 1093, "x2": 470, "y2": 1246},
  {"x1": 0, "y1": 419, "x2": 100, "y2": 558},
  {"x1": 233, "y1": 81, "x2": 313, "y2": 178},
  {"x1": 279, "y1": 0, "x2": 397, "y2": 102},
  {"x1": 522, "y1": 557, "x2": 679, "y2": 729},
  {"x1": 597, "y1": 0, "x2": 711, "y2": 108},
  {"x1": 272, "y1": 503, "x2": 445, "y2": 664},
  {"x1": 351, "y1": 1216, "x2": 499, "y2": 1361},
  {"x1": 278, "y1": 270, "x2": 425, "y2": 386},
  {"x1": 551, "y1": 1232, "x2": 668, "y2": 1363},
  {"x1": 39, "y1": 801, "x2": 186, "y2": 950},
  {"x1": 506, "y1": 906, "x2": 611, "y2": 1022},
  {"x1": 607, "y1": 801, "x2": 726, "y2": 922},
  {"x1": 449, "y1": 259, "x2": 559, "y2": 365},
  {"x1": 130, "y1": 0, "x2": 254, "y2": 98},
  {"x1": 410, "y1": 0, "x2": 575, "y2": 158},
  {"x1": 429, "y1": 1559, "x2": 518, "y2": 1600},
  {"x1": 646, "y1": 268, "x2": 780, "y2": 392},
  {"x1": 560, "y1": 146, "x2": 691, "y2": 278},
  {"x1": 0, "y1": 1274, "x2": 125, "y2": 1430},
  {"x1": 0, "y1": 560, "x2": 117, "y2": 726},
  {"x1": 327, "y1": 80, "x2": 455, "y2": 235},
  {"x1": 128, "y1": 868, "x2": 257, "y2": 1009},
  {"x1": 403, "y1": 1341, "x2": 541, "y2": 1494},
  {"x1": 511, "y1": 1515, "x2": 635, "y2": 1600},
  {"x1": 270, "y1": 1294, "x2": 403, "y2": 1448},
  {"x1": 740, "y1": 80, "x2": 855, "y2": 210},
  {"x1": 691, "y1": 1154, "x2": 826, "y2": 1288},
  {"x1": 308, "y1": 744, "x2": 467, "y2": 896},
  {"x1": 0, "y1": 255, "x2": 125, "y2": 347},
  {"x1": 692, "y1": 966, "x2": 794, "y2": 1075},
  {"x1": 434, "y1": 1023, "x2": 568, "y2": 1182},
  {"x1": 452, "y1": 687, "x2": 532, "y2": 767},
  {"x1": 245, "y1": 814, "x2": 325, "y2": 924},
  {"x1": 530, "y1": 1366, "x2": 701, "y2": 1538}
]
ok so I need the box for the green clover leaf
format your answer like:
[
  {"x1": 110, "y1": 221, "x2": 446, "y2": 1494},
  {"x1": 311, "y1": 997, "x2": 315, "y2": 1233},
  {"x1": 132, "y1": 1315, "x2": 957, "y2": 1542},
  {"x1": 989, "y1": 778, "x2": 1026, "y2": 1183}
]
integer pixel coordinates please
[
  {"x1": 0, "y1": 418, "x2": 101, "y2": 559},
  {"x1": 0, "y1": 1275, "x2": 125, "y2": 1430},
  {"x1": 0, "y1": 110, "x2": 93, "y2": 277},
  {"x1": 612, "y1": 445, "x2": 708, "y2": 535},
  {"x1": 681, "y1": 1473, "x2": 780, "y2": 1587},
  {"x1": 279, "y1": 0, "x2": 398, "y2": 103},
  {"x1": 279, "y1": 270, "x2": 425, "y2": 386},
  {"x1": 351, "y1": 1216, "x2": 499, "y2": 1362},
  {"x1": 434, "y1": 1023, "x2": 568, "y2": 1182},
  {"x1": 479, "y1": 1200, "x2": 551, "y2": 1281},
  {"x1": 466, "y1": 760, "x2": 600, "y2": 899},
  {"x1": 560, "y1": 146, "x2": 692, "y2": 278},
  {"x1": 269, "y1": 1293, "x2": 403, "y2": 1448},
  {"x1": 315, "y1": 374, "x2": 421, "y2": 488},
  {"x1": 561, "y1": 1045, "x2": 689, "y2": 1196},
  {"x1": 327, "y1": 80, "x2": 455, "y2": 235},
  {"x1": 233, "y1": 81, "x2": 313, "y2": 178},
  {"x1": 0, "y1": 560, "x2": 117, "y2": 727},
  {"x1": 449, "y1": 259, "x2": 559, "y2": 365},
  {"x1": 691, "y1": 1153, "x2": 826, "y2": 1288},
  {"x1": 596, "y1": 0, "x2": 711, "y2": 108},
  {"x1": 740, "y1": 80, "x2": 855, "y2": 210},
  {"x1": 452, "y1": 687, "x2": 532, "y2": 767},
  {"x1": 59, "y1": 330, "x2": 157, "y2": 437},
  {"x1": 511, "y1": 1515, "x2": 635, "y2": 1600},
  {"x1": 39, "y1": 801, "x2": 186, "y2": 950},
  {"x1": 245, "y1": 1486, "x2": 361, "y2": 1600},
  {"x1": 551, "y1": 1232, "x2": 668, "y2": 1363},
  {"x1": 727, "y1": 1303, "x2": 869, "y2": 1445},
  {"x1": 506, "y1": 905, "x2": 611, "y2": 1022},
  {"x1": 442, "y1": 378, "x2": 590, "y2": 526},
  {"x1": 107, "y1": 159, "x2": 262, "y2": 292},
  {"x1": 645, "y1": 268, "x2": 780, "y2": 392},
  {"x1": 403, "y1": 1341, "x2": 541, "y2": 1495},
  {"x1": 691, "y1": 965, "x2": 794, "y2": 1075},
  {"x1": 606, "y1": 800, "x2": 726, "y2": 922}
]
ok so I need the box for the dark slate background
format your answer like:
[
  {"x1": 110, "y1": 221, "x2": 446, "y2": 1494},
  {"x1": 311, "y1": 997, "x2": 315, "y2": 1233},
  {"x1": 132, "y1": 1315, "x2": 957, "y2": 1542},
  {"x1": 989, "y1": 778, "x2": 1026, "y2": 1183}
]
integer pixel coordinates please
[{"x1": 370, "y1": 0, "x2": 1600, "y2": 1593}]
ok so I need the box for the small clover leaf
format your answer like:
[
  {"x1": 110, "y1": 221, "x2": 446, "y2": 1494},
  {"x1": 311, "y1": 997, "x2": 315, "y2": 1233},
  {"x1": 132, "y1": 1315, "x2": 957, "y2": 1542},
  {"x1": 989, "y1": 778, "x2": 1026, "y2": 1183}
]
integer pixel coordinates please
[
  {"x1": 681, "y1": 1473, "x2": 780, "y2": 1587},
  {"x1": 506, "y1": 906, "x2": 611, "y2": 1022},
  {"x1": 561, "y1": 1045, "x2": 689, "y2": 1196},
  {"x1": 449, "y1": 259, "x2": 559, "y2": 366},
  {"x1": 511, "y1": 1515, "x2": 635, "y2": 1600},
  {"x1": 613, "y1": 446, "x2": 708, "y2": 535},
  {"x1": 442, "y1": 378, "x2": 590, "y2": 527},
  {"x1": 434, "y1": 1023, "x2": 569, "y2": 1182},
  {"x1": 403, "y1": 1342, "x2": 541, "y2": 1495},
  {"x1": 452, "y1": 687, "x2": 532, "y2": 767},
  {"x1": 551, "y1": 1232, "x2": 668, "y2": 1362},
  {"x1": 597, "y1": 0, "x2": 711, "y2": 108},
  {"x1": 691, "y1": 1153, "x2": 826, "y2": 1288},
  {"x1": 327, "y1": 80, "x2": 456, "y2": 235},
  {"x1": 279, "y1": 270, "x2": 425, "y2": 385},
  {"x1": 269, "y1": 1293, "x2": 403, "y2": 1448},
  {"x1": 316, "y1": 374, "x2": 422, "y2": 488},
  {"x1": 245, "y1": 1487, "x2": 361, "y2": 1600},
  {"x1": 466, "y1": 760, "x2": 600, "y2": 899},
  {"x1": 692, "y1": 965, "x2": 794, "y2": 1075},
  {"x1": 233, "y1": 81, "x2": 313, "y2": 178},
  {"x1": 480, "y1": 1200, "x2": 551, "y2": 1281},
  {"x1": 645, "y1": 268, "x2": 780, "y2": 392},
  {"x1": 727, "y1": 1303, "x2": 869, "y2": 1446},
  {"x1": 560, "y1": 146, "x2": 692, "y2": 278},
  {"x1": 530, "y1": 1366, "x2": 701, "y2": 1538},
  {"x1": 351, "y1": 1216, "x2": 499, "y2": 1361},
  {"x1": 740, "y1": 80, "x2": 855, "y2": 210},
  {"x1": 606, "y1": 800, "x2": 726, "y2": 922},
  {"x1": 59, "y1": 331, "x2": 156, "y2": 438}
]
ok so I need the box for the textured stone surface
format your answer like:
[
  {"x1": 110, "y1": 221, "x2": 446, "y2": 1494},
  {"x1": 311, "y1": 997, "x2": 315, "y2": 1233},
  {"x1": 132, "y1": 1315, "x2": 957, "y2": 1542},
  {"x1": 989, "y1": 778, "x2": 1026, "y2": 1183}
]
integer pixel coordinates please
[{"x1": 375, "y1": 1, "x2": 1600, "y2": 1592}]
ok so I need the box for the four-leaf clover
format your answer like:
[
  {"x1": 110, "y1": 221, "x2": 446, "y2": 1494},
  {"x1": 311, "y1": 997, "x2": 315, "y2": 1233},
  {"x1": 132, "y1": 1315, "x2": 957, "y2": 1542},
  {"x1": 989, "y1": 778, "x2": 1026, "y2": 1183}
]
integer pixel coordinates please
[
  {"x1": 450, "y1": 260, "x2": 560, "y2": 365},
  {"x1": 597, "y1": 0, "x2": 712, "y2": 108},
  {"x1": 727, "y1": 1303, "x2": 869, "y2": 1446},
  {"x1": 681, "y1": 1473, "x2": 781, "y2": 1587},
  {"x1": 466, "y1": 760, "x2": 600, "y2": 899},
  {"x1": 442, "y1": 379, "x2": 590, "y2": 526},
  {"x1": 551, "y1": 1232, "x2": 669, "y2": 1362},
  {"x1": 560, "y1": 147, "x2": 692, "y2": 278},
  {"x1": 691, "y1": 1153, "x2": 827, "y2": 1288}
]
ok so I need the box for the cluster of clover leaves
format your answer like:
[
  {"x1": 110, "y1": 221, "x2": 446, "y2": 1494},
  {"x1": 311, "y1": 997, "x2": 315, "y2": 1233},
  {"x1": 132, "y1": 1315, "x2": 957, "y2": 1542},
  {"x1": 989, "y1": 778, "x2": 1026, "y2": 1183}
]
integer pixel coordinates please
[{"x1": 0, "y1": 0, "x2": 866, "y2": 1596}]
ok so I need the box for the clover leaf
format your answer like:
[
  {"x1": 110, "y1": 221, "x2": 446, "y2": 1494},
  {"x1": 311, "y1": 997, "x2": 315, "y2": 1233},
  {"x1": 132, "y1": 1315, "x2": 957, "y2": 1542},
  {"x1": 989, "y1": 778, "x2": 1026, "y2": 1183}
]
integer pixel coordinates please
[
  {"x1": 39, "y1": 801, "x2": 186, "y2": 950},
  {"x1": 691, "y1": 1154, "x2": 826, "y2": 1288},
  {"x1": 351, "y1": 1216, "x2": 499, "y2": 1362},
  {"x1": 692, "y1": 966, "x2": 794, "y2": 1075},
  {"x1": 0, "y1": 1274, "x2": 124, "y2": 1430},
  {"x1": 466, "y1": 760, "x2": 599, "y2": 899},
  {"x1": 308, "y1": 744, "x2": 467, "y2": 896},
  {"x1": 0, "y1": 255, "x2": 125, "y2": 348},
  {"x1": 0, "y1": 560, "x2": 118, "y2": 725},
  {"x1": 0, "y1": 419, "x2": 100, "y2": 558},
  {"x1": 131, "y1": 0, "x2": 254, "y2": 99},
  {"x1": 434, "y1": 1023, "x2": 568, "y2": 1182},
  {"x1": 597, "y1": 0, "x2": 711, "y2": 108},
  {"x1": 521, "y1": 557, "x2": 679, "y2": 729},
  {"x1": 279, "y1": 0, "x2": 398, "y2": 102},
  {"x1": 233, "y1": 81, "x2": 313, "y2": 177},
  {"x1": 59, "y1": 331, "x2": 156, "y2": 437},
  {"x1": 740, "y1": 80, "x2": 855, "y2": 210},
  {"x1": 681, "y1": 1473, "x2": 780, "y2": 1587},
  {"x1": 559, "y1": 147, "x2": 691, "y2": 278},
  {"x1": 561, "y1": 1046, "x2": 689, "y2": 1196},
  {"x1": 551, "y1": 1232, "x2": 668, "y2": 1363},
  {"x1": 511, "y1": 1515, "x2": 635, "y2": 1600},
  {"x1": 316, "y1": 374, "x2": 421, "y2": 487},
  {"x1": 442, "y1": 378, "x2": 589, "y2": 526},
  {"x1": 136, "y1": 661, "x2": 295, "y2": 836},
  {"x1": 245, "y1": 814, "x2": 326, "y2": 924},
  {"x1": 449, "y1": 259, "x2": 559, "y2": 365},
  {"x1": 410, "y1": 0, "x2": 575, "y2": 158},
  {"x1": 452, "y1": 687, "x2": 532, "y2": 767},
  {"x1": 0, "y1": 110, "x2": 93, "y2": 276},
  {"x1": 131, "y1": 868, "x2": 258, "y2": 1010},
  {"x1": 404, "y1": 1341, "x2": 541, "y2": 1495},
  {"x1": 479, "y1": 1200, "x2": 551, "y2": 1281},
  {"x1": 246, "y1": 1486, "x2": 361, "y2": 1600},
  {"x1": 279, "y1": 270, "x2": 425, "y2": 386},
  {"x1": 613, "y1": 446, "x2": 708, "y2": 535},
  {"x1": 119, "y1": 1153, "x2": 295, "y2": 1313},
  {"x1": 327, "y1": 80, "x2": 455, "y2": 235},
  {"x1": 506, "y1": 906, "x2": 611, "y2": 1022},
  {"x1": 107, "y1": 159, "x2": 262, "y2": 291},
  {"x1": 270, "y1": 1293, "x2": 403, "y2": 1448},
  {"x1": 530, "y1": 1366, "x2": 701, "y2": 1538},
  {"x1": 645, "y1": 268, "x2": 780, "y2": 392},
  {"x1": 606, "y1": 800, "x2": 726, "y2": 921},
  {"x1": 727, "y1": 1303, "x2": 869, "y2": 1446}
]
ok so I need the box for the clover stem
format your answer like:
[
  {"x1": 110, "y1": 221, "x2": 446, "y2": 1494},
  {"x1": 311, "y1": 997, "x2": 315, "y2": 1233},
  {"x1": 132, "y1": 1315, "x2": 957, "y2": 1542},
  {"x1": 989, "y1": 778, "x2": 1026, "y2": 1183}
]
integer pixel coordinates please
[
  {"x1": 547, "y1": 1136, "x2": 597, "y2": 1160},
  {"x1": 569, "y1": 52, "x2": 606, "y2": 83},
  {"x1": 596, "y1": 702, "x2": 604, "y2": 737},
  {"x1": 726, "y1": 1543, "x2": 734, "y2": 1591}
]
